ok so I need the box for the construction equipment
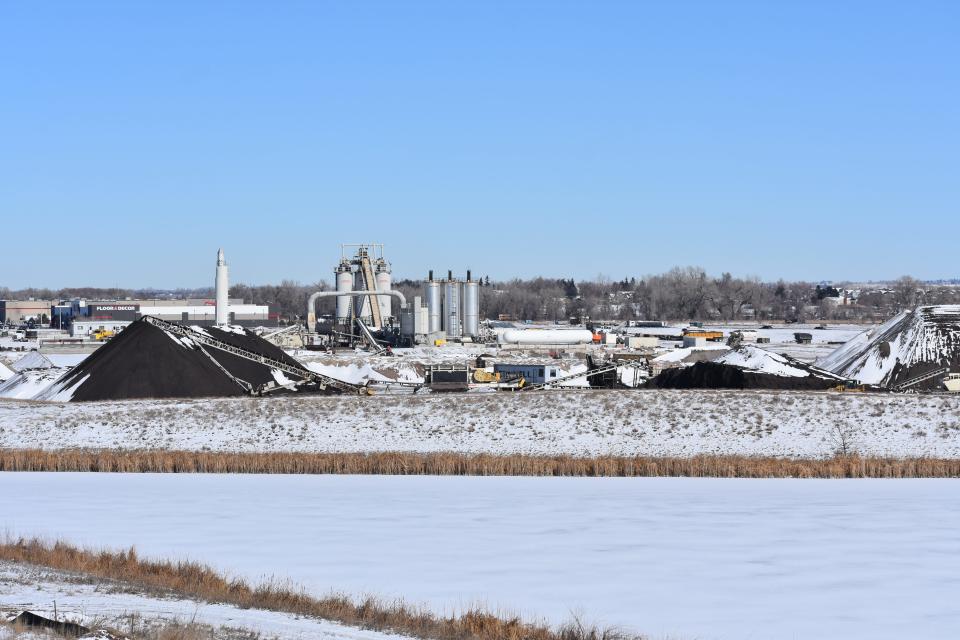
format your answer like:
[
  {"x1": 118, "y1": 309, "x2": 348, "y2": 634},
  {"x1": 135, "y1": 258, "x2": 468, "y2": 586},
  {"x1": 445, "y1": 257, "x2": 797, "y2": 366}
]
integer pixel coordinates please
[
  {"x1": 891, "y1": 367, "x2": 950, "y2": 392},
  {"x1": 141, "y1": 316, "x2": 368, "y2": 395},
  {"x1": 683, "y1": 329, "x2": 725, "y2": 342},
  {"x1": 473, "y1": 369, "x2": 500, "y2": 383},
  {"x1": 355, "y1": 318, "x2": 387, "y2": 354},
  {"x1": 944, "y1": 373, "x2": 960, "y2": 393},
  {"x1": 92, "y1": 329, "x2": 116, "y2": 341},
  {"x1": 357, "y1": 250, "x2": 384, "y2": 330},
  {"x1": 831, "y1": 380, "x2": 867, "y2": 392}
]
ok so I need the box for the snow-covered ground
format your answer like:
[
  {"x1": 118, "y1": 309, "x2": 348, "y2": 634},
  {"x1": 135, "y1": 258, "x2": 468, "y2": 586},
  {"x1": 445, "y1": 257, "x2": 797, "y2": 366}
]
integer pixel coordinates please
[
  {"x1": 0, "y1": 561, "x2": 409, "y2": 640},
  {"x1": 3, "y1": 474, "x2": 958, "y2": 640},
  {"x1": 1, "y1": 390, "x2": 958, "y2": 458}
]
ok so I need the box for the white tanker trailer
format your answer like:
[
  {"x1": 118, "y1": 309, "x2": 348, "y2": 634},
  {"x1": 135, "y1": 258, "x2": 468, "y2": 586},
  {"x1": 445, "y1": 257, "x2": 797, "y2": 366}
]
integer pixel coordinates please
[{"x1": 499, "y1": 328, "x2": 594, "y2": 345}]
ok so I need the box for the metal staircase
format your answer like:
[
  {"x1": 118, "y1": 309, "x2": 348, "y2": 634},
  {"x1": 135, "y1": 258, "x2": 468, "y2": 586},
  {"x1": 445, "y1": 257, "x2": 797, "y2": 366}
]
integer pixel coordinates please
[{"x1": 142, "y1": 316, "x2": 366, "y2": 395}]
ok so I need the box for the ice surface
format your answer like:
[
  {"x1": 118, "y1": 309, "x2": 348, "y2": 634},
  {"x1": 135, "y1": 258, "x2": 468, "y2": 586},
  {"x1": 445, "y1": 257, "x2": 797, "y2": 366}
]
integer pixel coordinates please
[{"x1": 3, "y1": 474, "x2": 958, "y2": 640}]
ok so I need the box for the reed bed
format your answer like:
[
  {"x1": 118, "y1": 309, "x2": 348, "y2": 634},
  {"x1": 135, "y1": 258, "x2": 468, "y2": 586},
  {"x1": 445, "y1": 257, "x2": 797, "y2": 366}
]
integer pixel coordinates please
[
  {"x1": 0, "y1": 536, "x2": 633, "y2": 640},
  {"x1": 0, "y1": 448, "x2": 957, "y2": 478}
]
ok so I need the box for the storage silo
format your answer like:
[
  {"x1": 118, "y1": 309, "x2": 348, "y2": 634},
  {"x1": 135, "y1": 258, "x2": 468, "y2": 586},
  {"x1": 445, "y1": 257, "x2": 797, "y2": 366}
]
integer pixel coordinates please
[
  {"x1": 463, "y1": 270, "x2": 479, "y2": 337},
  {"x1": 444, "y1": 271, "x2": 461, "y2": 338},
  {"x1": 425, "y1": 270, "x2": 442, "y2": 333},
  {"x1": 375, "y1": 258, "x2": 392, "y2": 320},
  {"x1": 335, "y1": 260, "x2": 353, "y2": 322}
]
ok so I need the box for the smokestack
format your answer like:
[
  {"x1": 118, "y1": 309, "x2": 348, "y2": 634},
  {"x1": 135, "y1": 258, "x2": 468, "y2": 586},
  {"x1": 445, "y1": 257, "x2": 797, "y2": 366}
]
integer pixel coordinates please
[
  {"x1": 429, "y1": 269, "x2": 433, "y2": 281},
  {"x1": 467, "y1": 269, "x2": 472, "y2": 281},
  {"x1": 215, "y1": 248, "x2": 229, "y2": 326},
  {"x1": 448, "y1": 270, "x2": 453, "y2": 281}
]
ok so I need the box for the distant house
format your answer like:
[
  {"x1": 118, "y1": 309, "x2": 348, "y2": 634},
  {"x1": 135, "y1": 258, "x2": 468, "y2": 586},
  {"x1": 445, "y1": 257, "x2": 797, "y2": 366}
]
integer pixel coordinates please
[{"x1": 794, "y1": 332, "x2": 813, "y2": 344}]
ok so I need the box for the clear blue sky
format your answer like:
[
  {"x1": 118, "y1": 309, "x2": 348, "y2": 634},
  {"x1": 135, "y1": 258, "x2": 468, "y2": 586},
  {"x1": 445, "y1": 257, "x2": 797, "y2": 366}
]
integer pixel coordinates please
[{"x1": 2, "y1": 1, "x2": 957, "y2": 289}]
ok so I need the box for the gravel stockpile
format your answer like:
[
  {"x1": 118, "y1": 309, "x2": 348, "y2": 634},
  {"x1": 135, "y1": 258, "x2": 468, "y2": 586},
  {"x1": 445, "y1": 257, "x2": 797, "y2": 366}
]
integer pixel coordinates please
[
  {"x1": 39, "y1": 319, "x2": 306, "y2": 401},
  {"x1": 646, "y1": 361, "x2": 839, "y2": 391}
]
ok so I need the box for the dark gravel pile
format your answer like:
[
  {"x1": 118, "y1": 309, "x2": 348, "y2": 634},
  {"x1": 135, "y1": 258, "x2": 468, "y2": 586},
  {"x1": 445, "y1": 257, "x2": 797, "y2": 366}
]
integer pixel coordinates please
[
  {"x1": 646, "y1": 361, "x2": 839, "y2": 391},
  {"x1": 48, "y1": 319, "x2": 307, "y2": 401}
]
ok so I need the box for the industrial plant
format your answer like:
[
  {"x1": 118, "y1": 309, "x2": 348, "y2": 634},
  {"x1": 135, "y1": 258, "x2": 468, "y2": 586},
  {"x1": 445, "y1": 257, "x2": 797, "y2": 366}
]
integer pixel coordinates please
[
  {"x1": 306, "y1": 243, "x2": 483, "y2": 351},
  {"x1": 3, "y1": 242, "x2": 960, "y2": 401}
]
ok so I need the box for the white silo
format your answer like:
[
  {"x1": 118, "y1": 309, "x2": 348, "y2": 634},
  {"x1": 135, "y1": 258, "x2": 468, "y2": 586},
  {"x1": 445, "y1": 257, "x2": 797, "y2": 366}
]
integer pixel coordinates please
[
  {"x1": 335, "y1": 260, "x2": 353, "y2": 322},
  {"x1": 463, "y1": 270, "x2": 480, "y2": 337},
  {"x1": 375, "y1": 258, "x2": 392, "y2": 320},
  {"x1": 444, "y1": 271, "x2": 461, "y2": 338},
  {"x1": 215, "y1": 248, "x2": 229, "y2": 326},
  {"x1": 425, "y1": 270, "x2": 442, "y2": 334}
]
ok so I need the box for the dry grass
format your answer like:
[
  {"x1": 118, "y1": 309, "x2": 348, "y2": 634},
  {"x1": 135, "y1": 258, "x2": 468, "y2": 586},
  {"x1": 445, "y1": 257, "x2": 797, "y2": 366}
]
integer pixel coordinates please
[
  {"x1": 0, "y1": 537, "x2": 634, "y2": 640},
  {"x1": 0, "y1": 448, "x2": 957, "y2": 478}
]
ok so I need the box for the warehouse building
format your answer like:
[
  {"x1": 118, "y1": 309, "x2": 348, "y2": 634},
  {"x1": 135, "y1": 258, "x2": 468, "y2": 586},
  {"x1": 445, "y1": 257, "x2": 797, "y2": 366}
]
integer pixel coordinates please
[
  {"x1": 0, "y1": 300, "x2": 53, "y2": 324},
  {"x1": 65, "y1": 298, "x2": 271, "y2": 326}
]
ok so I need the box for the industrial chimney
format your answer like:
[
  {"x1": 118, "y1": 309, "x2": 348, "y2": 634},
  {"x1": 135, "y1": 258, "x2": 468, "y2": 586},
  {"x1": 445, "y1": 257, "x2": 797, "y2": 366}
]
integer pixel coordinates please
[{"x1": 215, "y1": 248, "x2": 229, "y2": 326}]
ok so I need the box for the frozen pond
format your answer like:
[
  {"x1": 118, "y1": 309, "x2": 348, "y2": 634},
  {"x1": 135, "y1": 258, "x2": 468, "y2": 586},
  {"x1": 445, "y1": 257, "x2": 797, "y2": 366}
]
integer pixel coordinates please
[{"x1": 3, "y1": 474, "x2": 958, "y2": 640}]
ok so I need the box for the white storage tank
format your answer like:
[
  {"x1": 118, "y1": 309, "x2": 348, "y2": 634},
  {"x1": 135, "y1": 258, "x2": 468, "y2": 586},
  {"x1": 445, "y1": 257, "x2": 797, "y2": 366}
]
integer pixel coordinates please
[
  {"x1": 499, "y1": 329, "x2": 594, "y2": 345},
  {"x1": 335, "y1": 260, "x2": 353, "y2": 322},
  {"x1": 375, "y1": 258, "x2": 392, "y2": 320},
  {"x1": 425, "y1": 272, "x2": 442, "y2": 334},
  {"x1": 463, "y1": 270, "x2": 479, "y2": 337}
]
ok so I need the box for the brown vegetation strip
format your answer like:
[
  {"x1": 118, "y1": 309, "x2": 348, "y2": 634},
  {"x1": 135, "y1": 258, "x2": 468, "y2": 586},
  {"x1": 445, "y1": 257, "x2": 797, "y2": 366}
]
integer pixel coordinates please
[
  {"x1": 0, "y1": 449, "x2": 958, "y2": 477},
  {"x1": 0, "y1": 537, "x2": 630, "y2": 640}
]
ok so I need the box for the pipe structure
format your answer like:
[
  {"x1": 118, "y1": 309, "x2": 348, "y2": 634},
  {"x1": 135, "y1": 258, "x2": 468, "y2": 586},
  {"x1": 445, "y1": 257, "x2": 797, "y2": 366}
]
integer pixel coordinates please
[{"x1": 306, "y1": 290, "x2": 408, "y2": 332}]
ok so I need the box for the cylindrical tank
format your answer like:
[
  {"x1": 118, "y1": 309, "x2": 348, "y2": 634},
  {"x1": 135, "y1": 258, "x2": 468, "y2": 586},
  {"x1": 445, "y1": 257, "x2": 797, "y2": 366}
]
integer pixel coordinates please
[
  {"x1": 335, "y1": 261, "x2": 353, "y2": 322},
  {"x1": 463, "y1": 276, "x2": 479, "y2": 337},
  {"x1": 215, "y1": 248, "x2": 229, "y2": 326},
  {"x1": 375, "y1": 259, "x2": 392, "y2": 320},
  {"x1": 499, "y1": 329, "x2": 594, "y2": 345},
  {"x1": 444, "y1": 277, "x2": 461, "y2": 338},
  {"x1": 425, "y1": 271, "x2": 442, "y2": 333}
]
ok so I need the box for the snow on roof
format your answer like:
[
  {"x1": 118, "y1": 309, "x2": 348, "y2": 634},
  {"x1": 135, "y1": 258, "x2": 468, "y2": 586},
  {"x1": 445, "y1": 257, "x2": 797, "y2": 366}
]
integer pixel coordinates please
[
  {"x1": 11, "y1": 351, "x2": 54, "y2": 371},
  {"x1": 0, "y1": 361, "x2": 13, "y2": 382}
]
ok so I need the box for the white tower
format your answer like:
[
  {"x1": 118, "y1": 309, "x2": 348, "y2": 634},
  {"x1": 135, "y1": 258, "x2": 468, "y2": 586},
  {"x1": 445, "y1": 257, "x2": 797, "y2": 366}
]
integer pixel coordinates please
[{"x1": 215, "y1": 248, "x2": 229, "y2": 326}]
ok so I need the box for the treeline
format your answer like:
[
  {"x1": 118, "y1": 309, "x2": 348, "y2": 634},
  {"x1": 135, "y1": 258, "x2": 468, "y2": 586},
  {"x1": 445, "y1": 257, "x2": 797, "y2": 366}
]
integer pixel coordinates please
[{"x1": 3, "y1": 270, "x2": 957, "y2": 323}]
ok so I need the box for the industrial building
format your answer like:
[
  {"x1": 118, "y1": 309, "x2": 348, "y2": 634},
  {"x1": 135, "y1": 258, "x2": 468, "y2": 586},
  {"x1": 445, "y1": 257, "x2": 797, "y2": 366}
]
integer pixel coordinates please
[
  {"x1": 307, "y1": 244, "x2": 483, "y2": 348},
  {"x1": 6, "y1": 250, "x2": 269, "y2": 331},
  {"x1": 493, "y1": 362, "x2": 563, "y2": 385},
  {"x1": 0, "y1": 300, "x2": 53, "y2": 324}
]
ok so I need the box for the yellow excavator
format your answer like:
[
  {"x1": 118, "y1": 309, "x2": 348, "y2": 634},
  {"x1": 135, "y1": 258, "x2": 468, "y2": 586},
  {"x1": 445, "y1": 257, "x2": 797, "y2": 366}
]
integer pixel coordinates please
[
  {"x1": 92, "y1": 329, "x2": 116, "y2": 341},
  {"x1": 473, "y1": 369, "x2": 501, "y2": 383}
]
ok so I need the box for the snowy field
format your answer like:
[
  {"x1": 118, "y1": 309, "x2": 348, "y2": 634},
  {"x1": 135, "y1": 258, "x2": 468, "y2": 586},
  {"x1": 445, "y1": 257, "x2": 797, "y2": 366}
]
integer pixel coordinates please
[
  {"x1": 0, "y1": 561, "x2": 409, "y2": 640},
  {"x1": 2, "y1": 390, "x2": 959, "y2": 458},
  {"x1": 3, "y1": 474, "x2": 958, "y2": 640}
]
